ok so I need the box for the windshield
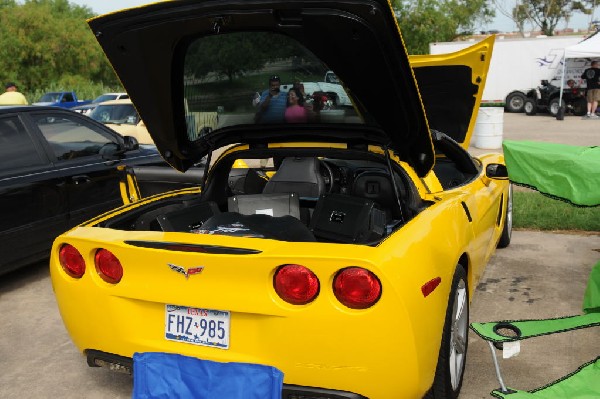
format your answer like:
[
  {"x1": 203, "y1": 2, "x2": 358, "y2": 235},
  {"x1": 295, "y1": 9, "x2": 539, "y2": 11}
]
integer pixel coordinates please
[
  {"x1": 183, "y1": 31, "x2": 362, "y2": 141},
  {"x1": 324, "y1": 71, "x2": 340, "y2": 84},
  {"x1": 90, "y1": 104, "x2": 139, "y2": 125},
  {"x1": 38, "y1": 93, "x2": 61, "y2": 102},
  {"x1": 94, "y1": 94, "x2": 116, "y2": 103}
]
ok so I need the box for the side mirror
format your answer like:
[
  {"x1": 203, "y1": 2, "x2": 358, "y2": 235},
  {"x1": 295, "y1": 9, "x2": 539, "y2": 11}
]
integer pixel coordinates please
[
  {"x1": 199, "y1": 126, "x2": 213, "y2": 136},
  {"x1": 123, "y1": 136, "x2": 139, "y2": 151},
  {"x1": 486, "y1": 163, "x2": 509, "y2": 179}
]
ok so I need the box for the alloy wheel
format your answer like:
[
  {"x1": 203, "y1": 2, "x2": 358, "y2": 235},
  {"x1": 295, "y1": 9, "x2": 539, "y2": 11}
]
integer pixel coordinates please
[{"x1": 449, "y1": 279, "x2": 468, "y2": 390}]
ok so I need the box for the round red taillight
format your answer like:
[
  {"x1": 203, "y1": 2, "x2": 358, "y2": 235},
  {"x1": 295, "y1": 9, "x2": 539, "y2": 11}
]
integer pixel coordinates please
[
  {"x1": 59, "y1": 244, "x2": 85, "y2": 278},
  {"x1": 274, "y1": 264, "x2": 319, "y2": 305},
  {"x1": 95, "y1": 249, "x2": 123, "y2": 284},
  {"x1": 333, "y1": 267, "x2": 381, "y2": 309}
]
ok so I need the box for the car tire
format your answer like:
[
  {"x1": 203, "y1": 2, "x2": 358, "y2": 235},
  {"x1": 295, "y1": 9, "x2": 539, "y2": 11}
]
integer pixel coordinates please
[
  {"x1": 572, "y1": 97, "x2": 587, "y2": 116},
  {"x1": 428, "y1": 264, "x2": 469, "y2": 399},
  {"x1": 497, "y1": 184, "x2": 513, "y2": 248},
  {"x1": 524, "y1": 99, "x2": 537, "y2": 116},
  {"x1": 505, "y1": 92, "x2": 526, "y2": 113}
]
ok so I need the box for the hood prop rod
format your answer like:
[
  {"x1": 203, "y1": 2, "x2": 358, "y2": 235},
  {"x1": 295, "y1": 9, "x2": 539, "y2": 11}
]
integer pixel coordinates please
[
  {"x1": 384, "y1": 145, "x2": 404, "y2": 223},
  {"x1": 200, "y1": 147, "x2": 213, "y2": 193}
]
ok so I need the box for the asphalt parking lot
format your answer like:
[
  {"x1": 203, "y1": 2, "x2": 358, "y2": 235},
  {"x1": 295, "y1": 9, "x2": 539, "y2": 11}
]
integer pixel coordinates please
[{"x1": 0, "y1": 111, "x2": 598, "y2": 398}]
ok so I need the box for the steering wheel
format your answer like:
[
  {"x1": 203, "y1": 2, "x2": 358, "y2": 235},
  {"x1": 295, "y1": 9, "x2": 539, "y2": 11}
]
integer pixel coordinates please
[{"x1": 319, "y1": 159, "x2": 335, "y2": 193}]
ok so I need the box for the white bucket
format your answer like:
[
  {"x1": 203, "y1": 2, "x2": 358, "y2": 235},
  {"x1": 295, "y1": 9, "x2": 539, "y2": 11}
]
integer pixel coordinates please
[{"x1": 473, "y1": 107, "x2": 504, "y2": 149}]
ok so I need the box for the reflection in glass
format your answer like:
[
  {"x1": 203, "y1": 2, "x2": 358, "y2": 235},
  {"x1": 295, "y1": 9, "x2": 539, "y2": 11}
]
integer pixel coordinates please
[{"x1": 183, "y1": 31, "x2": 359, "y2": 141}]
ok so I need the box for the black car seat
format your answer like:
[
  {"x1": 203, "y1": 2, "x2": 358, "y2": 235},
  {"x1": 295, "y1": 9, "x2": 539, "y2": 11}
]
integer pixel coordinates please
[
  {"x1": 228, "y1": 192, "x2": 301, "y2": 220},
  {"x1": 262, "y1": 157, "x2": 326, "y2": 224},
  {"x1": 351, "y1": 170, "x2": 401, "y2": 220},
  {"x1": 262, "y1": 157, "x2": 325, "y2": 199}
]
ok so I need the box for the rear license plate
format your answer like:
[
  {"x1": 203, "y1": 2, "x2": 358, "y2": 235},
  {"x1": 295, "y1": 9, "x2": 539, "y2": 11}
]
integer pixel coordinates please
[{"x1": 165, "y1": 305, "x2": 230, "y2": 349}]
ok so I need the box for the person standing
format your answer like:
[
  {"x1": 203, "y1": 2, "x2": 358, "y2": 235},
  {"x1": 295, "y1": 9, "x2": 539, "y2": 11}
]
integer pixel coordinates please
[
  {"x1": 285, "y1": 87, "x2": 308, "y2": 123},
  {"x1": 581, "y1": 61, "x2": 600, "y2": 118},
  {"x1": 0, "y1": 82, "x2": 29, "y2": 105},
  {"x1": 254, "y1": 76, "x2": 287, "y2": 123}
]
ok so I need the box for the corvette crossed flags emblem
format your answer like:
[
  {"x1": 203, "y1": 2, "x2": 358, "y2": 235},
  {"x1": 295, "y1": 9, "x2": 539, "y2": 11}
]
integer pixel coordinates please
[{"x1": 167, "y1": 263, "x2": 205, "y2": 278}]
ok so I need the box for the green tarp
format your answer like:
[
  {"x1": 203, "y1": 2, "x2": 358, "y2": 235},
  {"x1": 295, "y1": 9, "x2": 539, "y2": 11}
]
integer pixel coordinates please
[
  {"x1": 584, "y1": 260, "x2": 600, "y2": 314},
  {"x1": 502, "y1": 140, "x2": 600, "y2": 207}
]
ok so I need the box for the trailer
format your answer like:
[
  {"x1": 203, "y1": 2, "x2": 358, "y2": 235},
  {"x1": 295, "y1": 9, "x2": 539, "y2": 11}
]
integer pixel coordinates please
[{"x1": 429, "y1": 35, "x2": 585, "y2": 108}]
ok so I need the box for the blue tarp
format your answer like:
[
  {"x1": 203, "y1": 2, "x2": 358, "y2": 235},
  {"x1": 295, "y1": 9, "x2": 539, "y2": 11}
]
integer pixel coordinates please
[{"x1": 133, "y1": 352, "x2": 284, "y2": 399}]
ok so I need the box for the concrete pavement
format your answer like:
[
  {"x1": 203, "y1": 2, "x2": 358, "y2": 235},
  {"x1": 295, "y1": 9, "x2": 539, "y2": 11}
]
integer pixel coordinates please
[
  {"x1": 468, "y1": 110, "x2": 599, "y2": 157},
  {"x1": 462, "y1": 111, "x2": 599, "y2": 398},
  {"x1": 461, "y1": 231, "x2": 600, "y2": 398}
]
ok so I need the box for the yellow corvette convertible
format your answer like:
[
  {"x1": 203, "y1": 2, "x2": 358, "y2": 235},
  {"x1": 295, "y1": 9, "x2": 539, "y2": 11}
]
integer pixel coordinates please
[{"x1": 50, "y1": 1, "x2": 511, "y2": 398}]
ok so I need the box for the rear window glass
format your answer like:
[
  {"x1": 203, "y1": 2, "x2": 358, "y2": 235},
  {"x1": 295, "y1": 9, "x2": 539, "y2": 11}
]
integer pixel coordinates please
[{"x1": 183, "y1": 31, "x2": 362, "y2": 141}]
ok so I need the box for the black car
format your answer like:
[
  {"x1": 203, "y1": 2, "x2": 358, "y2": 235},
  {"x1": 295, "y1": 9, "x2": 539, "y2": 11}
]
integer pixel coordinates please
[
  {"x1": 505, "y1": 79, "x2": 587, "y2": 117},
  {"x1": 0, "y1": 106, "x2": 166, "y2": 275}
]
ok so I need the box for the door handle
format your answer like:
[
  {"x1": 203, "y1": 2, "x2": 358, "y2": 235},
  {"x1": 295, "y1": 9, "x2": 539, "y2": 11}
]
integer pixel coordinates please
[{"x1": 72, "y1": 175, "x2": 92, "y2": 185}]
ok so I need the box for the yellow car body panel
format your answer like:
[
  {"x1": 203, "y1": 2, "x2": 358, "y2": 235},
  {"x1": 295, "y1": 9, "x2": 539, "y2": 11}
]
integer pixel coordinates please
[
  {"x1": 50, "y1": 2, "x2": 509, "y2": 398},
  {"x1": 410, "y1": 36, "x2": 496, "y2": 150},
  {"x1": 51, "y1": 145, "x2": 509, "y2": 398},
  {"x1": 52, "y1": 202, "x2": 473, "y2": 398}
]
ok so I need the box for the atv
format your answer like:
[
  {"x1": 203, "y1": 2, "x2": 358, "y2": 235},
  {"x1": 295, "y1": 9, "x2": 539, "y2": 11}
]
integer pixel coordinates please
[{"x1": 505, "y1": 80, "x2": 587, "y2": 117}]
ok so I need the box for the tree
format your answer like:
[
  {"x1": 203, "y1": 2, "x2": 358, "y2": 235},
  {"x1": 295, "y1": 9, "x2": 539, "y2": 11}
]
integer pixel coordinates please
[
  {"x1": 393, "y1": 0, "x2": 495, "y2": 54},
  {"x1": 0, "y1": 0, "x2": 120, "y2": 95},
  {"x1": 512, "y1": 3, "x2": 531, "y2": 36},
  {"x1": 0, "y1": 0, "x2": 16, "y2": 9},
  {"x1": 495, "y1": 0, "x2": 594, "y2": 36},
  {"x1": 186, "y1": 32, "x2": 309, "y2": 83},
  {"x1": 513, "y1": 0, "x2": 592, "y2": 35}
]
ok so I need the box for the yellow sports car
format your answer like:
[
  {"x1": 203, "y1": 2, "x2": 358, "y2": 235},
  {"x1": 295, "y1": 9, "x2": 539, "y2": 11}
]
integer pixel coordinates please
[{"x1": 50, "y1": 1, "x2": 510, "y2": 398}]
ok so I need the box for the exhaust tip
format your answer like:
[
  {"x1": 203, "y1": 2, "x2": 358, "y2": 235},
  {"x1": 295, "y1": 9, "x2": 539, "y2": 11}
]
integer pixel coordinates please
[{"x1": 85, "y1": 349, "x2": 132, "y2": 374}]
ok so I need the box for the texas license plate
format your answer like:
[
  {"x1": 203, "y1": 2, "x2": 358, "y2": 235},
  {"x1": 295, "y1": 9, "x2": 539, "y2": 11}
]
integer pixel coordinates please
[{"x1": 165, "y1": 305, "x2": 230, "y2": 349}]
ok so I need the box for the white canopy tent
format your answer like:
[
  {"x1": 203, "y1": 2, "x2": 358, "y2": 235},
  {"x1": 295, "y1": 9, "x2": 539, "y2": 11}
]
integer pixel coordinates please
[
  {"x1": 563, "y1": 31, "x2": 600, "y2": 58},
  {"x1": 557, "y1": 32, "x2": 600, "y2": 119}
]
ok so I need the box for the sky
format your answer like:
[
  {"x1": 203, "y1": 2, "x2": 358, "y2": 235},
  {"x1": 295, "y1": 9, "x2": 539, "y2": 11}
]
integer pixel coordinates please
[
  {"x1": 69, "y1": 0, "x2": 598, "y2": 34},
  {"x1": 69, "y1": 0, "x2": 148, "y2": 15}
]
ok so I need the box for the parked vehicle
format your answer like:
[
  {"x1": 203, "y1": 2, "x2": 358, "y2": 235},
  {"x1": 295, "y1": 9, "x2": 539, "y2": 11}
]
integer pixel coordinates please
[
  {"x1": 430, "y1": 35, "x2": 585, "y2": 104},
  {"x1": 32, "y1": 91, "x2": 92, "y2": 109},
  {"x1": 0, "y1": 106, "x2": 167, "y2": 276},
  {"x1": 324, "y1": 70, "x2": 340, "y2": 83},
  {"x1": 50, "y1": 2, "x2": 510, "y2": 399},
  {"x1": 280, "y1": 81, "x2": 351, "y2": 107},
  {"x1": 515, "y1": 79, "x2": 587, "y2": 117},
  {"x1": 88, "y1": 99, "x2": 153, "y2": 144},
  {"x1": 89, "y1": 99, "x2": 219, "y2": 144},
  {"x1": 72, "y1": 92, "x2": 129, "y2": 115}
]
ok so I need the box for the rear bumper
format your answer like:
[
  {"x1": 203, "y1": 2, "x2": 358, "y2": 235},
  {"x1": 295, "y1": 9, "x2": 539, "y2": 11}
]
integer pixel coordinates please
[{"x1": 86, "y1": 349, "x2": 367, "y2": 399}]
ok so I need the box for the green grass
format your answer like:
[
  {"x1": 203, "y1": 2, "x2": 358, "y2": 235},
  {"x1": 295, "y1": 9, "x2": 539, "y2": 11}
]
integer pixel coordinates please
[{"x1": 514, "y1": 190, "x2": 600, "y2": 232}]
